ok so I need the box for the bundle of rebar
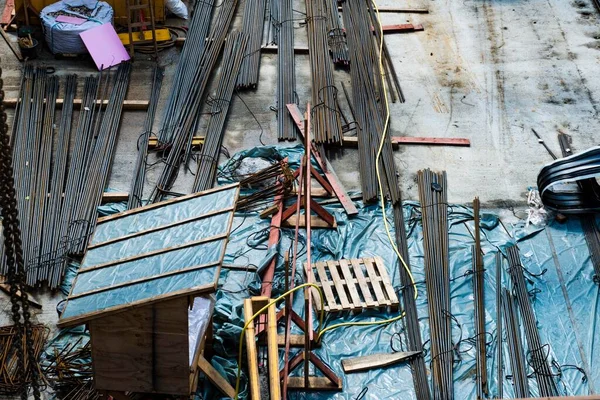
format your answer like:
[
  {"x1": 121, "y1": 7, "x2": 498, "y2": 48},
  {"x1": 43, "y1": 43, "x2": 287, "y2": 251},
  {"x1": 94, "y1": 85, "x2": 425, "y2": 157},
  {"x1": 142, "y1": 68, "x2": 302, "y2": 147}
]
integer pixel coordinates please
[
  {"x1": 236, "y1": 0, "x2": 267, "y2": 89},
  {"x1": 151, "y1": 0, "x2": 237, "y2": 202},
  {"x1": 306, "y1": 0, "x2": 342, "y2": 144},
  {"x1": 325, "y1": 0, "x2": 348, "y2": 64},
  {"x1": 507, "y1": 245, "x2": 559, "y2": 397},
  {"x1": 277, "y1": 0, "x2": 296, "y2": 140},
  {"x1": 235, "y1": 161, "x2": 294, "y2": 211},
  {"x1": 582, "y1": 217, "x2": 600, "y2": 283},
  {"x1": 42, "y1": 339, "x2": 97, "y2": 400},
  {"x1": 392, "y1": 202, "x2": 431, "y2": 400},
  {"x1": 0, "y1": 68, "x2": 81, "y2": 288},
  {"x1": 0, "y1": 324, "x2": 48, "y2": 395},
  {"x1": 471, "y1": 198, "x2": 488, "y2": 399},
  {"x1": 502, "y1": 288, "x2": 529, "y2": 398},
  {"x1": 342, "y1": 0, "x2": 400, "y2": 203},
  {"x1": 417, "y1": 169, "x2": 453, "y2": 399},
  {"x1": 193, "y1": 32, "x2": 249, "y2": 192},
  {"x1": 495, "y1": 253, "x2": 504, "y2": 399},
  {"x1": 128, "y1": 65, "x2": 164, "y2": 210}
]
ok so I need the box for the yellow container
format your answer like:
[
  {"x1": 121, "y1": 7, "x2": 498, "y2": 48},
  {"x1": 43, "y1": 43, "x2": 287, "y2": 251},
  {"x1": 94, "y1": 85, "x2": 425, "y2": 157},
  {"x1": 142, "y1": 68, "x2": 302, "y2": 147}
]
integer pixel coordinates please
[{"x1": 15, "y1": 0, "x2": 165, "y2": 26}]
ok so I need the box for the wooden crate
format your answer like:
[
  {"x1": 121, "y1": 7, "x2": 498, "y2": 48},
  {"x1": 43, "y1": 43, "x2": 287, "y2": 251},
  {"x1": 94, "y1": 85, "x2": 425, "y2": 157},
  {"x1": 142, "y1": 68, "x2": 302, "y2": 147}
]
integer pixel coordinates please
[{"x1": 304, "y1": 257, "x2": 399, "y2": 313}]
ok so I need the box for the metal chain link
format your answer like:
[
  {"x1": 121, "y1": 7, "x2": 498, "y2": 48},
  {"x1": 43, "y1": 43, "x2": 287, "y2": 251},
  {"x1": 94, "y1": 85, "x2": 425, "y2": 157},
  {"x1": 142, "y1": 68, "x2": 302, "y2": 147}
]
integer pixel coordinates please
[{"x1": 0, "y1": 62, "x2": 41, "y2": 400}]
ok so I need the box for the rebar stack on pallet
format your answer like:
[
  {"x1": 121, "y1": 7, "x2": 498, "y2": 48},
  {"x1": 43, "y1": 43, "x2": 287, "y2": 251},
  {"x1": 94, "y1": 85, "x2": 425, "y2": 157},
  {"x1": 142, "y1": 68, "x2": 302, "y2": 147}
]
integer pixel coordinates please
[
  {"x1": 471, "y1": 198, "x2": 488, "y2": 399},
  {"x1": 502, "y1": 288, "x2": 529, "y2": 398},
  {"x1": 342, "y1": 0, "x2": 400, "y2": 203},
  {"x1": 236, "y1": 0, "x2": 267, "y2": 89},
  {"x1": 193, "y1": 32, "x2": 249, "y2": 192},
  {"x1": 506, "y1": 245, "x2": 559, "y2": 397},
  {"x1": 277, "y1": 0, "x2": 296, "y2": 140},
  {"x1": 128, "y1": 65, "x2": 164, "y2": 210},
  {"x1": 306, "y1": 0, "x2": 342, "y2": 144},
  {"x1": 417, "y1": 169, "x2": 453, "y2": 399},
  {"x1": 151, "y1": 0, "x2": 237, "y2": 202}
]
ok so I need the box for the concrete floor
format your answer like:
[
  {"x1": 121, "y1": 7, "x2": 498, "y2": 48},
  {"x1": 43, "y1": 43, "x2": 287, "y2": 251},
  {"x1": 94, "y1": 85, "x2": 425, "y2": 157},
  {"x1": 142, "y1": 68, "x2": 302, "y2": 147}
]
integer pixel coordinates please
[{"x1": 0, "y1": 0, "x2": 599, "y2": 395}]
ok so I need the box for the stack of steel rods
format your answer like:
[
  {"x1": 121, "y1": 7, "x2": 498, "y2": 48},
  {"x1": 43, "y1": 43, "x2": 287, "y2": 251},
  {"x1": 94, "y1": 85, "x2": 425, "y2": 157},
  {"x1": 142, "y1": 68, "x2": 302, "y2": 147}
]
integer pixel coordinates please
[
  {"x1": 193, "y1": 32, "x2": 249, "y2": 192},
  {"x1": 502, "y1": 287, "x2": 529, "y2": 398},
  {"x1": 158, "y1": 0, "x2": 215, "y2": 144},
  {"x1": 495, "y1": 253, "x2": 504, "y2": 399},
  {"x1": 128, "y1": 65, "x2": 164, "y2": 210},
  {"x1": 306, "y1": 0, "x2": 342, "y2": 144},
  {"x1": 342, "y1": 0, "x2": 399, "y2": 203},
  {"x1": 27, "y1": 76, "x2": 58, "y2": 285},
  {"x1": 325, "y1": 0, "x2": 348, "y2": 64},
  {"x1": 582, "y1": 218, "x2": 600, "y2": 282},
  {"x1": 41, "y1": 75, "x2": 77, "y2": 285},
  {"x1": 277, "y1": 0, "x2": 296, "y2": 140},
  {"x1": 417, "y1": 169, "x2": 453, "y2": 399},
  {"x1": 67, "y1": 63, "x2": 132, "y2": 260},
  {"x1": 236, "y1": 161, "x2": 294, "y2": 211},
  {"x1": 236, "y1": 0, "x2": 267, "y2": 89},
  {"x1": 367, "y1": 4, "x2": 405, "y2": 103},
  {"x1": 392, "y1": 202, "x2": 431, "y2": 399},
  {"x1": 471, "y1": 198, "x2": 488, "y2": 399},
  {"x1": 151, "y1": 0, "x2": 237, "y2": 202},
  {"x1": 507, "y1": 245, "x2": 559, "y2": 397}
]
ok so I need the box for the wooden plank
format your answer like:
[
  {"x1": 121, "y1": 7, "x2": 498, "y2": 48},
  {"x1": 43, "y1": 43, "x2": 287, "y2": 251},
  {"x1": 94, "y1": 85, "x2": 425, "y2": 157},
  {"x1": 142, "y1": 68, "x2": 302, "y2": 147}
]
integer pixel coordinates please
[
  {"x1": 276, "y1": 334, "x2": 307, "y2": 347},
  {"x1": 0, "y1": 25, "x2": 22, "y2": 61},
  {"x1": 341, "y1": 351, "x2": 421, "y2": 373},
  {"x1": 267, "y1": 302, "x2": 281, "y2": 400},
  {"x1": 381, "y1": 23, "x2": 424, "y2": 33},
  {"x1": 96, "y1": 183, "x2": 238, "y2": 224},
  {"x1": 243, "y1": 299, "x2": 261, "y2": 400},
  {"x1": 118, "y1": 28, "x2": 171, "y2": 45},
  {"x1": 286, "y1": 377, "x2": 342, "y2": 391},
  {"x1": 341, "y1": 136, "x2": 471, "y2": 147},
  {"x1": 363, "y1": 258, "x2": 390, "y2": 306},
  {"x1": 374, "y1": 257, "x2": 400, "y2": 305},
  {"x1": 90, "y1": 307, "x2": 154, "y2": 393},
  {"x1": 153, "y1": 298, "x2": 190, "y2": 394},
  {"x1": 350, "y1": 259, "x2": 377, "y2": 307},
  {"x1": 282, "y1": 215, "x2": 337, "y2": 229},
  {"x1": 313, "y1": 262, "x2": 340, "y2": 312},
  {"x1": 149, "y1": 136, "x2": 205, "y2": 148},
  {"x1": 197, "y1": 356, "x2": 236, "y2": 398},
  {"x1": 4, "y1": 98, "x2": 149, "y2": 110},
  {"x1": 338, "y1": 259, "x2": 363, "y2": 309},
  {"x1": 0, "y1": 283, "x2": 41, "y2": 308},
  {"x1": 101, "y1": 192, "x2": 129, "y2": 204},
  {"x1": 325, "y1": 260, "x2": 351, "y2": 310},
  {"x1": 1, "y1": 0, "x2": 15, "y2": 25}
]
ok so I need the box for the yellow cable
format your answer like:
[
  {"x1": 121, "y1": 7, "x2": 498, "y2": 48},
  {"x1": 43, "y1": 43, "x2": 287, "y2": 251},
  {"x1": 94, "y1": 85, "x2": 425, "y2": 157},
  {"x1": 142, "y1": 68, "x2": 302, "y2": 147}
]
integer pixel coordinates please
[
  {"x1": 234, "y1": 283, "x2": 325, "y2": 399},
  {"x1": 316, "y1": 0, "x2": 418, "y2": 341}
]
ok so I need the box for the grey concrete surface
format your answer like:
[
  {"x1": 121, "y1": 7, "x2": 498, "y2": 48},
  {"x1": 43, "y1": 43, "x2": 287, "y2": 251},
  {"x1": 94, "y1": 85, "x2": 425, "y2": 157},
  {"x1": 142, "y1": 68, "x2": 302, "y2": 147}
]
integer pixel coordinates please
[{"x1": 0, "y1": 0, "x2": 598, "y2": 396}]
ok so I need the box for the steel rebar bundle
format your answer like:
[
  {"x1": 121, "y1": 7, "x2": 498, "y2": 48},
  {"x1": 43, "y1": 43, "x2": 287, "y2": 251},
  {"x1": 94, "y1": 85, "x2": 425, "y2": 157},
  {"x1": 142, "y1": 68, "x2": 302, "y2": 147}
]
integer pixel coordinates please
[
  {"x1": 582, "y1": 217, "x2": 600, "y2": 283},
  {"x1": 325, "y1": 0, "x2": 348, "y2": 64},
  {"x1": 277, "y1": 0, "x2": 296, "y2": 140},
  {"x1": 495, "y1": 253, "x2": 504, "y2": 399},
  {"x1": 193, "y1": 32, "x2": 249, "y2": 192},
  {"x1": 151, "y1": 0, "x2": 237, "y2": 202},
  {"x1": 502, "y1": 288, "x2": 529, "y2": 398},
  {"x1": 342, "y1": 0, "x2": 400, "y2": 203},
  {"x1": 392, "y1": 202, "x2": 431, "y2": 400},
  {"x1": 128, "y1": 65, "x2": 164, "y2": 210},
  {"x1": 235, "y1": 161, "x2": 294, "y2": 211},
  {"x1": 0, "y1": 324, "x2": 48, "y2": 395},
  {"x1": 237, "y1": 0, "x2": 267, "y2": 89},
  {"x1": 306, "y1": 0, "x2": 342, "y2": 144},
  {"x1": 417, "y1": 169, "x2": 453, "y2": 400},
  {"x1": 507, "y1": 245, "x2": 559, "y2": 397},
  {"x1": 472, "y1": 198, "x2": 488, "y2": 399}
]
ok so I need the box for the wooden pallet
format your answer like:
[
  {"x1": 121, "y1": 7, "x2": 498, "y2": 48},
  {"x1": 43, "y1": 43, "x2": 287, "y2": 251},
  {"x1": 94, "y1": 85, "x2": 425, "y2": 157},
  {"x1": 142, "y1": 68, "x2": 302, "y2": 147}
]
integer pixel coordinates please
[{"x1": 304, "y1": 257, "x2": 399, "y2": 313}]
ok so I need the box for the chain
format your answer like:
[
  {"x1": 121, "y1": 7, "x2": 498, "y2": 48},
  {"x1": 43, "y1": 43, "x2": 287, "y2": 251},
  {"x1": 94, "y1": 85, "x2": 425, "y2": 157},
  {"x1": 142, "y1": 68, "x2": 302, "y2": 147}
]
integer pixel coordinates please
[{"x1": 0, "y1": 62, "x2": 41, "y2": 399}]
